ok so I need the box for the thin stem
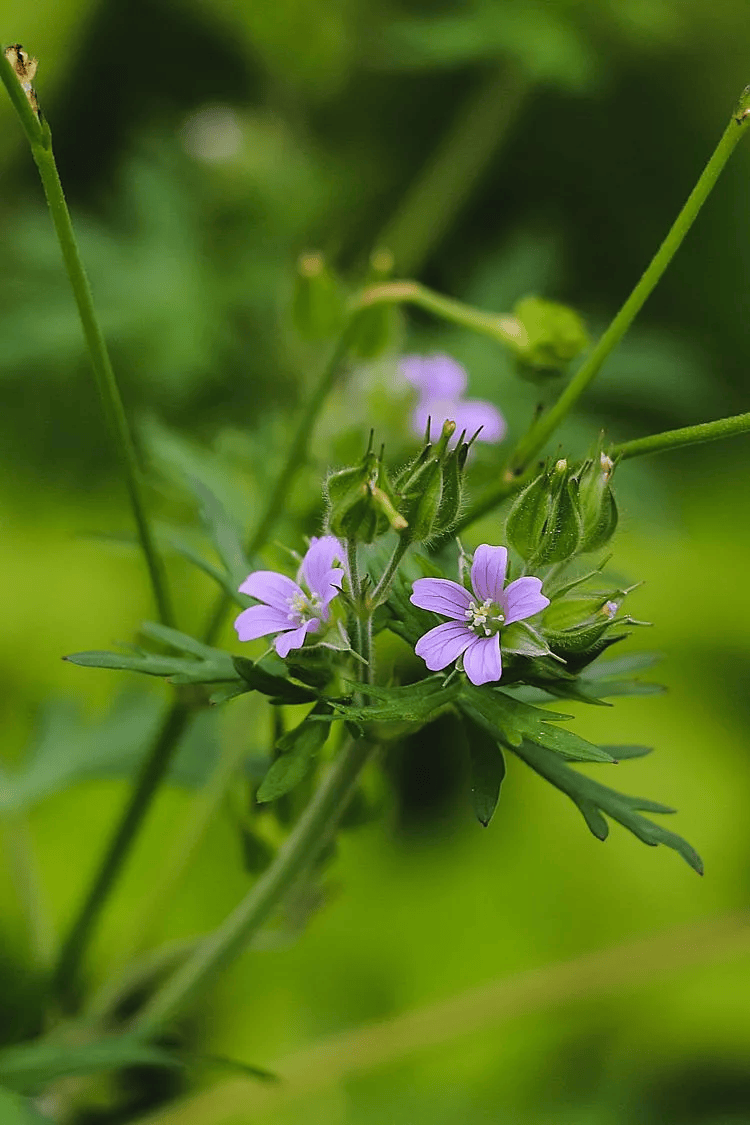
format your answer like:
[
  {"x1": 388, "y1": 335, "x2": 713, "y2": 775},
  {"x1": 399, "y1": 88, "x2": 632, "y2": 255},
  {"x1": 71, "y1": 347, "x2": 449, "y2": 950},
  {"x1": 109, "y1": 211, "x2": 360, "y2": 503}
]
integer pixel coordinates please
[
  {"x1": 0, "y1": 49, "x2": 174, "y2": 628},
  {"x1": 51, "y1": 701, "x2": 192, "y2": 1005},
  {"x1": 130, "y1": 736, "x2": 375, "y2": 1034},
  {"x1": 202, "y1": 318, "x2": 362, "y2": 645},
  {"x1": 53, "y1": 315, "x2": 363, "y2": 1006},
  {"x1": 369, "y1": 538, "x2": 410, "y2": 608},
  {"x1": 354, "y1": 280, "x2": 525, "y2": 353},
  {"x1": 611, "y1": 411, "x2": 750, "y2": 461},
  {"x1": 346, "y1": 539, "x2": 363, "y2": 662},
  {"x1": 507, "y1": 98, "x2": 750, "y2": 475},
  {"x1": 375, "y1": 66, "x2": 529, "y2": 275}
]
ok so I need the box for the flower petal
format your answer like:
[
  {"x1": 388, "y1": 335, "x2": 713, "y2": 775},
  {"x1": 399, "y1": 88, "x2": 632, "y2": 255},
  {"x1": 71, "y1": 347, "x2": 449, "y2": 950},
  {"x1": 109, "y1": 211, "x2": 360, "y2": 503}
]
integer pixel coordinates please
[
  {"x1": 238, "y1": 570, "x2": 299, "y2": 611},
  {"x1": 411, "y1": 578, "x2": 472, "y2": 620},
  {"x1": 320, "y1": 568, "x2": 345, "y2": 613},
  {"x1": 411, "y1": 395, "x2": 460, "y2": 439},
  {"x1": 502, "y1": 576, "x2": 550, "y2": 625},
  {"x1": 235, "y1": 604, "x2": 292, "y2": 642},
  {"x1": 300, "y1": 536, "x2": 346, "y2": 594},
  {"x1": 401, "y1": 354, "x2": 467, "y2": 399},
  {"x1": 275, "y1": 618, "x2": 319, "y2": 658},
  {"x1": 414, "y1": 621, "x2": 473, "y2": 671},
  {"x1": 450, "y1": 398, "x2": 506, "y2": 444},
  {"x1": 470, "y1": 545, "x2": 508, "y2": 602},
  {"x1": 462, "y1": 634, "x2": 502, "y2": 685}
]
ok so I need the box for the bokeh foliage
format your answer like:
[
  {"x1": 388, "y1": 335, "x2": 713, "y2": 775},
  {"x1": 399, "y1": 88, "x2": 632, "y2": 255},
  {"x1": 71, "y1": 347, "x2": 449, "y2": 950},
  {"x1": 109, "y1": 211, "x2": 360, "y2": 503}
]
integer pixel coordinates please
[{"x1": 1, "y1": 0, "x2": 750, "y2": 1121}]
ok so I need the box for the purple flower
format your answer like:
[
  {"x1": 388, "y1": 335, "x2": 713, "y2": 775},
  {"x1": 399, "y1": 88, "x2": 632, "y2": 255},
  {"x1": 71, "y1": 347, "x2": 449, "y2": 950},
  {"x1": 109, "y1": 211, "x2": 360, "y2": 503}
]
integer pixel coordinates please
[
  {"x1": 234, "y1": 536, "x2": 345, "y2": 658},
  {"x1": 400, "y1": 354, "x2": 506, "y2": 445},
  {"x1": 410, "y1": 545, "x2": 550, "y2": 686}
]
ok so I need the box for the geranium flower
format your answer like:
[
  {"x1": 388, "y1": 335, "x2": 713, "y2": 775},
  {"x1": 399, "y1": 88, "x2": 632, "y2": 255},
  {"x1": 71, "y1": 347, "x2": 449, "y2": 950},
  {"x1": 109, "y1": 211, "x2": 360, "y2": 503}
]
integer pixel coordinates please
[
  {"x1": 410, "y1": 545, "x2": 549, "y2": 685},
  {"x1": 234, "y1": 536, "x2": 345, "y2": 658},
  {"x1": 400, "y1": 354, "x2": 506, "y2": 444}
]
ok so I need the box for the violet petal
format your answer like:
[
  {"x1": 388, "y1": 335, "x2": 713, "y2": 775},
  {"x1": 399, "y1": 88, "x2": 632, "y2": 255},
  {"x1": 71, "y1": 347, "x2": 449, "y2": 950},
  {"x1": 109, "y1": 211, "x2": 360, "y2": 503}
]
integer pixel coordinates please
[
  {"x1": 300, "y1": 536, "x2": 346, "y2": 594},
  {"x1": 411, "y1": 577, "x2": 472, "y2": 620},
  {"x1": 470, "y1": 545, "x2": 508, "y2": 603},
  {"x1": 235, "y1": 604, "x2": 293, "y2": 642},
  {"x1": 462, "y1": 634, "x2": 502, "y2": 685},
  {"x1": 502, "y1": 576, "x2": 550, "y2": 625},
  {"x1": 239, "y1": 570, "x2": 299, "y2": 611},
  {"x1": 275, "y1": 618, "x2": 318, "y2": 658},
  {"x1": 401, "y1": 354, "x2": 467, "y2": 399},
  {"x1": 414, "y1": 621, "x2": 473, "y2": 671}
]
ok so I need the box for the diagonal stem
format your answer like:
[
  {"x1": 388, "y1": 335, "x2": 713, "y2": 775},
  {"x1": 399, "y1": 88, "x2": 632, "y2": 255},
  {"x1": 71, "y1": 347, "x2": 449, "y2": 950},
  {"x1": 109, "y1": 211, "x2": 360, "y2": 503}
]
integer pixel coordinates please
[{"x1": 610, "y1": 411, "x2": 750, "y2": 461}]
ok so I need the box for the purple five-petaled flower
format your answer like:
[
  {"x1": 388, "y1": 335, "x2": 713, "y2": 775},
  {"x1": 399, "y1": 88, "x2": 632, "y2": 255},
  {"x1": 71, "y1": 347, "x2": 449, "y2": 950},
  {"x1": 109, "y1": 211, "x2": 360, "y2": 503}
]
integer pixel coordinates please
[
  {"x1": 410, "y1": 544, "x2": 549, "y2": 686},
  {"x1": 400, "y1": 354, "x2": 506, "y2": 445},
  {"x1": 234, "y1": 536, "x2": 345, "y2": 658}
]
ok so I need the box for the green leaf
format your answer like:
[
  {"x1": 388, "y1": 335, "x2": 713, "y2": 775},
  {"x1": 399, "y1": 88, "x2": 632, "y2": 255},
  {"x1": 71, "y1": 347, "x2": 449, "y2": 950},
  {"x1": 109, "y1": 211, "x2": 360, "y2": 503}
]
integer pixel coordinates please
[
  {"x1": 464, "y1": 717, "x2": 506, "y2": 827},
  {"x1": 460, "y1": 683, "x2": 615, "y2": 763},
  {"x1": 332, "y1": 676, "x2": 462, "y2": 729},
  {"x1": 0, "y1": 1036, "x2": 181, "y2": 1095},
  {"x1": 509, "y1": 738, "x2": 703, "y2": 873},
  {"x1": 257, "y1": 708, "x2": 331, "y2": 802},
  {"x1": 65, "y1": 625, "x2": 239, "y2": 686},
  {"x1": 502, "y1": 621, "x2": 559, "y2": 659},
  {"x1": 233, "y1": 657, "x2": 318, "y2": 704},
  {"x1": 187, "y1": 476, "x2": 252, "y2": 590}
]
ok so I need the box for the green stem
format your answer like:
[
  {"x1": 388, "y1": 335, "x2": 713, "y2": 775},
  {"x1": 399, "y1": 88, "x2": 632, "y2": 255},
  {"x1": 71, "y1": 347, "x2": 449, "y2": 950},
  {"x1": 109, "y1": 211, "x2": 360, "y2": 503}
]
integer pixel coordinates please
[
  {"x1": 0, "y1": 49, "x2": 174, "y2": 628},
  {"x1": 50, "y1": 701, "x2": 192, "y2": 1005},
  {"x1": 507, "y1": 95, "x2": 750, "y2": 475},
  {"x1": 375, "y1": 66, "x2": 529, "y2": 275},
  {"x1": 611, "y1": 411, "x2": 750, "y2": 461},
  {"x1": 369, "y1": 539, "x2": 410, "y2": 608},
  {"x1": 130, "y1": 736, "x2": 375, "y2": 1035},
  {"x1": 354, "y1": 281, "x2": 524, "y2": 353}
]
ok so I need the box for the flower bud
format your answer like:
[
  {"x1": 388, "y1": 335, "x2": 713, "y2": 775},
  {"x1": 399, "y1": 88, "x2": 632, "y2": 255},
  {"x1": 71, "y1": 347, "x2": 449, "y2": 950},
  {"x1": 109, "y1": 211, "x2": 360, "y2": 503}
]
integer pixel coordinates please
[
  {"x1": 511, "y1": 295, "x2": 588, "y2": 379},
  {"x1": 572, "y1": 452, "x2": 618, "y2": 553},
  {"x1": 292, "y1": 252, "x2": 346, "y2": 341},
  {"x1": 325, "y1": 439, "x2": 406, "y2": 543},
  {"x1": 431, "y1": 433, "x2": 469, "y2": 536},
  {"x1": 396, "y1": 420, "x2": 458, "y2": 544},
  {"x1": 506, "y1": 459, "x2": 582, "y2": 566}
]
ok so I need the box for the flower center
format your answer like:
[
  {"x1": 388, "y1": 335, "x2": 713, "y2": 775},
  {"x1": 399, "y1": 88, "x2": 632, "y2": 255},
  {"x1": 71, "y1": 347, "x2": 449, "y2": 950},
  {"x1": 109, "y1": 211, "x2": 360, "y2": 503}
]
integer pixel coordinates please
[
  {"x1": 287, "y1": 590, "x2": 323, "y2": 624},
  {"x1": 464, "y1": 597, "x2": 505, "y2": 637}
]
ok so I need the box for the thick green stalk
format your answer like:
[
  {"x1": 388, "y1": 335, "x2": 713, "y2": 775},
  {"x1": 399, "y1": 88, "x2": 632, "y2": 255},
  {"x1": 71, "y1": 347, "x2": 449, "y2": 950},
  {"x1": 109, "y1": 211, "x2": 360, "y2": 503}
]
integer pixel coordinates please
[
  {"x1": 376, "y1": 67, "x2": 529, "y2": 275},
  {"x1": 0, "y1": 48, "x2": 174, "y2": 627},
  {"x1": 354, "y1": 280, "x2": 524, "y2": 353},
  {"x1": 131, "y1": 736, "x2": 375, "y2": 1034},
  {"x1": 611, "y1": 411, "x2": 750, "y2": 461},
  {"x1": 507, "y1": 93, "x2": 750, "y2": 475}
]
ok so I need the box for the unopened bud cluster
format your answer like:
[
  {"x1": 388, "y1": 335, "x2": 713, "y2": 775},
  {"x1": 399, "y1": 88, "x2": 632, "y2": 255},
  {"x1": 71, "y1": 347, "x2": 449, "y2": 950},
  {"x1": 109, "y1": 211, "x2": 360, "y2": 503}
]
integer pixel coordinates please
[
  {"x1": 325, "y1": 422, "x2": 470, "y2": 545},
  {"x1": 507, "y1": 450, "x2": 618, "y2": 567}
]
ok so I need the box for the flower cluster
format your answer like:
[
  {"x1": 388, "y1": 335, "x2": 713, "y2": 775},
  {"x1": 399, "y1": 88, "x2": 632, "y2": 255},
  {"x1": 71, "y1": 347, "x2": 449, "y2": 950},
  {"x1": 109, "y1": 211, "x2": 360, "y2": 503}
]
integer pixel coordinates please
[
  {"x1": 410, "y1": 544, "x2": 549, "y2": 685},
  {"x1": 400, "y1": 354, "x2": 506, "y2": 445},
  {"x1": 234, "y1": 536, "x2": 346, "y2": 657}
]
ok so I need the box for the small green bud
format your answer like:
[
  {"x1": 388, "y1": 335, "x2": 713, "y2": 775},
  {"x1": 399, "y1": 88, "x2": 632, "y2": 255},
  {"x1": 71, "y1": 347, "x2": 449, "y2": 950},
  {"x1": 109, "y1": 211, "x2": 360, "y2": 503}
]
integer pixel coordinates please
[
  {"x1": 506, "y1": 459, "x2": 582, "y2": 566},
  {"x1": 511, "y1": 295, "x2": 588, "y2": 379},
  {"x1": 432, "y1": 435, "x2": 468, "y2": 536},
  {"x1": 572, "y1": 452, "x2": 618, "y2": 553},
  {"x1": 397, "y1": 420, "x2": 459, "y2": 544},
  {"x1": 325, "y1": 438, "x2": 406, "y2": 543},
  {"x1": 292, "y1": 252, "x2": 346, "y2": 341}
]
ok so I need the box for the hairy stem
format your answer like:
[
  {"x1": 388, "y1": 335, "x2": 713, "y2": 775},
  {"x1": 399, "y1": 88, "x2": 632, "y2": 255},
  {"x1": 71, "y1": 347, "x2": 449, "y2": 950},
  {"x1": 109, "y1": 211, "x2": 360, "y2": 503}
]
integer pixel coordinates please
[
  {"x1": 0, "y1": 49, "x2": 174, "y2": 628},
  {"x1": 130, "y1": 736, "x2": 375, "y2": 1034},
  {"x1": 611, "y1": 411, "x2": 750, "y2": 461},
  {"x1": 507, "y1": 97, "x2": 750, "y2": 474}
]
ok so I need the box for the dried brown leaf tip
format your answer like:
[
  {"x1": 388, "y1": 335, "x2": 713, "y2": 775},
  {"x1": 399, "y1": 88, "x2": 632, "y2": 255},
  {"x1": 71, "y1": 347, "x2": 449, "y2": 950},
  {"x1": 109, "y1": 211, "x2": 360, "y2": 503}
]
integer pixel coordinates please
[{"x1": 4, "y1": 44, "x2": 40, "y2": 117}]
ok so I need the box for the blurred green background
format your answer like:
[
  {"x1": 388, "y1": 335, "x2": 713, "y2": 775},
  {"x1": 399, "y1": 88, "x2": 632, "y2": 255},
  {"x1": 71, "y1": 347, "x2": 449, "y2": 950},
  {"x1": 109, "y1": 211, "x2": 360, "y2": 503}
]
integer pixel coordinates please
[{"x1": 1, "y1": 0, "x2": 750, "y2": 1121}]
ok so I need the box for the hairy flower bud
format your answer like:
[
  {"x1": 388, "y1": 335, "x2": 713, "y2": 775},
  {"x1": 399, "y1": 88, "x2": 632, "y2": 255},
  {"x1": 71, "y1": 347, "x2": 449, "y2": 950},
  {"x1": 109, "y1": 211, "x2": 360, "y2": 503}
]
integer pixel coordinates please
[
  {"x1": 396, "y1": 420, "x2": 460, "y2": 544},
  {"x1": 292, "y1": 252, "x2": 346, "y2": 341},
  {"x1": 506, "y1": 459, "x2": 582, "y2": 566},
  {"x1": 572, "y1": 451, "x2": 618, "y2": 553},
  {"x1": 325, "y1": 439, "x2": 406, "y2": 543},
  {"x1": 511, "y1": 295, "x2": 588, "y2": 379}
]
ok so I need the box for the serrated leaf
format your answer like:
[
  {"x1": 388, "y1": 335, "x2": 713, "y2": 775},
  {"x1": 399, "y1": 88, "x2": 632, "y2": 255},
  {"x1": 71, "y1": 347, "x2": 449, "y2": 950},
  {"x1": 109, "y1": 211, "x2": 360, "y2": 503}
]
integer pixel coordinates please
[
  {"x1": 460, "y1": 684, "x2": 615, "y2": 763},
  {"x1": 0, "y1": 1036, "x2": 181, "y2": 1095},
  {"x1": 65, "y1": 626, "x2": 239, "y2": 686},
  {"x1": 257, "y1": 708, "x2": 331, "y2": 802},
  {"x1": 463, "y1": 717, "x2": 506, "y2": 827},
  {"x1": 187, "y1": 476, "x2": 252, "y2": 589},
  {"x1": 509, "y1": 738, "x2": 702, "y2": 873},
  {"x1": 233, "y1": 657, "x2": 318, "y2": 704},
  {"x1": 332, "y1": 676, "x2": 461, "y2": 727}
]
